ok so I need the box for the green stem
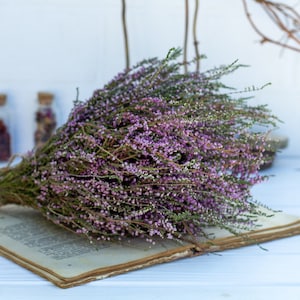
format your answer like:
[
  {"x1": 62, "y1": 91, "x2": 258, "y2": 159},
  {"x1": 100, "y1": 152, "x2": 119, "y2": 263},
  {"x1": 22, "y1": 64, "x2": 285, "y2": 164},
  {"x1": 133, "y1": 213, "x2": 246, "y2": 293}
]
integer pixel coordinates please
[{"x1": 0, "y1": 159, "x2": 39, "y2": 208}]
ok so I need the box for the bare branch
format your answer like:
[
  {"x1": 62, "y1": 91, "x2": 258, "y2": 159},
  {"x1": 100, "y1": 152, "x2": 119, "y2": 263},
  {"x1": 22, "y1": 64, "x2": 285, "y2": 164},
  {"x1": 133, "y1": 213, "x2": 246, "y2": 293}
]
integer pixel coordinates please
[
  {"x1": 122, "y1": 0, "x2": 130, "y2": 70},
  {"x1": 193, "y1": 0, "x2": 200, "y2": 72},
  {"x1": 183, "y1": 0, "x2": 189, "y2": 73},
  {"x1": 242, "y1": 0, "x2": 300, "y2": 52}
]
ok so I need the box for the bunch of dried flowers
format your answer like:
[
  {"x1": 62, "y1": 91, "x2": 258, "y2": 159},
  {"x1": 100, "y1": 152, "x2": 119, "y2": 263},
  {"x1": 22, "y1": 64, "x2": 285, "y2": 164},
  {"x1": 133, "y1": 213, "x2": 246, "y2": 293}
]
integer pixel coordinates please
[{"x1": 0, "y1": 49, "x2": 277, "y2": 243}]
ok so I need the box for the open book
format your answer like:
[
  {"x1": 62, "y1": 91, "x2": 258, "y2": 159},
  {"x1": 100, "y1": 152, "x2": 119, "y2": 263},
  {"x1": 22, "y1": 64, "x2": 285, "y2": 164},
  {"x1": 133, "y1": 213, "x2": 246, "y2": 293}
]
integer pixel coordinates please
[{"x1": 1, "y1": 204, "x2": 300, "y2": 288}]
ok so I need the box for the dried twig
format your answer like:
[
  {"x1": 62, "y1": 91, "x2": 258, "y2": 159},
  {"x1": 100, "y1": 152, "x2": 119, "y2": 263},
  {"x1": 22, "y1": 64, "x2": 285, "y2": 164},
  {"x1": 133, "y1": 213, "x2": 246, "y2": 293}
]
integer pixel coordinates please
[
  {"x1": 243, "y1": 0, "x2": 300, "y2": 52},
  {"x1": 193, "y1": 0, "x2": 200, "y2": 72},
  {"x1": 183, "y1": 0, "x2": 189, "y2": 73},
  {"x1": 122, "y1": 0, "x2": 130, "y2": 70}
]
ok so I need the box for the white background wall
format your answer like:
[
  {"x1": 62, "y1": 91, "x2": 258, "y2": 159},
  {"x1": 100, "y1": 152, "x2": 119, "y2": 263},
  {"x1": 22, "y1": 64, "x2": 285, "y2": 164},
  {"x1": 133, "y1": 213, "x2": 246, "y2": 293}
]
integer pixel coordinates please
[{"x1": 1, "y1": 0, "x2": 300, "y2": 156}]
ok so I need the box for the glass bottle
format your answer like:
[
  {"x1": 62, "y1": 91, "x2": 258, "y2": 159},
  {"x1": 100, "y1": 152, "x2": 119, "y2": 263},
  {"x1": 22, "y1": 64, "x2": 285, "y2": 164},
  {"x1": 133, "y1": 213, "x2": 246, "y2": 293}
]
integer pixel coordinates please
[
  {"x1": 34, "y1": 92, "x2": 57, "y2": 149},
  {"x1": 0, "y1": 94, "x2": 11, "y2": 161}
]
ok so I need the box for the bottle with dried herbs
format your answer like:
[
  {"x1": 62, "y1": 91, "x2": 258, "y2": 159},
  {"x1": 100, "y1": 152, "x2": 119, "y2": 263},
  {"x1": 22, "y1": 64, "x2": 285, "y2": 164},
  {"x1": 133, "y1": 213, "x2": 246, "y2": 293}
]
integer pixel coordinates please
[
  {"x1": 0, "y1": 94, "x2": 11, "y2": 162},
  {"x1": 34, "y1": 92, "x2": 56, "y2": 149}
]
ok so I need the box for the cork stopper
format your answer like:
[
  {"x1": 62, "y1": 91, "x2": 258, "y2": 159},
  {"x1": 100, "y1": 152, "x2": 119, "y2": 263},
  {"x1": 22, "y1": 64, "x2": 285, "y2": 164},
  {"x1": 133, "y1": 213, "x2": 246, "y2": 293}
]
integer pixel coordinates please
[
  {"x1": 38, "y1": 92, "x2": 54, "y2": 106},
  {"x1": 0, "y1": 94, "x2": 7, "y2": 106}
]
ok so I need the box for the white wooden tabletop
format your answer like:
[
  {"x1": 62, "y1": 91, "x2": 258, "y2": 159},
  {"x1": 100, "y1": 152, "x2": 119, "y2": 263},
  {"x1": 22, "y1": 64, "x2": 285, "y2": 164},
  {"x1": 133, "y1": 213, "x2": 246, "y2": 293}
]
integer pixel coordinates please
[{"x1": 1, "y1": 153, "x2": 300, "y2": 300}]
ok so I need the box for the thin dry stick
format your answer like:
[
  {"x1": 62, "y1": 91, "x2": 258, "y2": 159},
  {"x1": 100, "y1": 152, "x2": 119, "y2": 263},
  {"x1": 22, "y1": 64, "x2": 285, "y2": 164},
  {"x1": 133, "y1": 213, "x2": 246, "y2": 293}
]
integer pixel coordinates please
[
  {"x1": 242, "y1": 0, "x2": 300, "y2": 52},
  {"x1": 122, "y1": 0, "x2": 130, "y2": 70},
  {"x1": 183, "y1": 0, "x2": 189, "y2": 73},
  {"x1": 260, "y1": 2, "x2": 300, "y2": 45},
  {"x1": 193, "y1": 0, "x2": 200, "y2": 72}
]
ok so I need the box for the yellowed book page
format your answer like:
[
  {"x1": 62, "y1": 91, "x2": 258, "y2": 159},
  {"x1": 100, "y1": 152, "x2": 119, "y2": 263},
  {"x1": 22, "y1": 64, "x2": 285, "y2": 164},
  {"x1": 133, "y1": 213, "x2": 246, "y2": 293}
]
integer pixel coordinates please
[
  {"x1": 0, "y1": 205, "x2": 192, "y2": 281},
  {"x1": 1, "y1": 204, "x2": 300, "y2": 288}
]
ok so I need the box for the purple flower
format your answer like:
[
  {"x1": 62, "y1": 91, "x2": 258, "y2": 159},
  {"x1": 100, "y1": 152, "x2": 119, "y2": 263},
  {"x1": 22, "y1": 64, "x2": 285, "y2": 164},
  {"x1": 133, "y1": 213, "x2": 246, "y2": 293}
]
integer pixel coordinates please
[{"x1": 0, "y1": 48, "x2": 277, "y2": 243}]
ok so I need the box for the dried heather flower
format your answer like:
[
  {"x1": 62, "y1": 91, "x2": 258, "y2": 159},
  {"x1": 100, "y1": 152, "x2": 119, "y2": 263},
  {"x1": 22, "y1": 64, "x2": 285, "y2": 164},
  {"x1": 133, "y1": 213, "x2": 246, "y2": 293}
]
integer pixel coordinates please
[{"x1": 0, "y1": 48, "x2": 277, "y2": 243}]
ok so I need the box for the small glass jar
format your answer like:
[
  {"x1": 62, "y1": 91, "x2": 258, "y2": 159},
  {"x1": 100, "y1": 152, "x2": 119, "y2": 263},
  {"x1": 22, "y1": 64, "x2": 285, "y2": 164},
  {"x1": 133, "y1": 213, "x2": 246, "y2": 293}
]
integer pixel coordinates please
[
  {"x1": 34, "y1": 92, "x2": 57, "y2": 149},
  {"x1": 0, "y1": 94, "x2": 11, "y2": 161}
]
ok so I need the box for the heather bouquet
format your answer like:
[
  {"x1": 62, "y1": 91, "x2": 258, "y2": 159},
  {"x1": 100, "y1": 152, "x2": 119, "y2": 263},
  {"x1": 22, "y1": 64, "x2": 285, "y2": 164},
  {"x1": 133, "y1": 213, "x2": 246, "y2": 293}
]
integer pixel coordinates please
[{"x1": 0, "y1": 49, "x2": 277, "y2": 243}]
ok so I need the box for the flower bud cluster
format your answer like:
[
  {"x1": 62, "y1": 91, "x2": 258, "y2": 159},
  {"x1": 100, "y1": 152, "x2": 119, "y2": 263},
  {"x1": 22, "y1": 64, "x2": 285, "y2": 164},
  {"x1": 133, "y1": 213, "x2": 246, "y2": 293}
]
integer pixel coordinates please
[{"x1": 0, "y1": 49, "x2": 277, "y2": 243}]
